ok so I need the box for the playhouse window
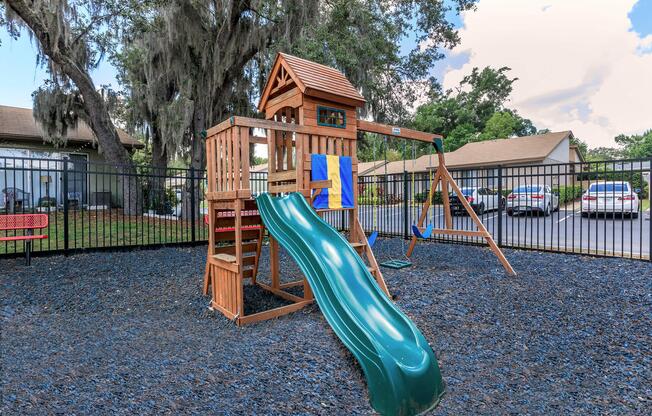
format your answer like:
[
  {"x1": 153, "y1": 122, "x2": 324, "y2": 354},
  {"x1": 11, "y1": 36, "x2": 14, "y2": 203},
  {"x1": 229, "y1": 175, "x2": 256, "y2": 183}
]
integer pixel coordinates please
[{"x1": 317, "y1": 106, "x2": 346, "y2": 128}]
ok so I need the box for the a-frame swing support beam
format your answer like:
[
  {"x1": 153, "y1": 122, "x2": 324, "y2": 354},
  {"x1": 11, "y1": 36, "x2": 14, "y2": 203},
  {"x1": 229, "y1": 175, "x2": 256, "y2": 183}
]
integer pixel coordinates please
[
  {"x1": 404, "y1": 141, "x2": 516, "y2": 276},
  {"x1": 356, "y1": 123, "x2": 515, "y2": 275}
]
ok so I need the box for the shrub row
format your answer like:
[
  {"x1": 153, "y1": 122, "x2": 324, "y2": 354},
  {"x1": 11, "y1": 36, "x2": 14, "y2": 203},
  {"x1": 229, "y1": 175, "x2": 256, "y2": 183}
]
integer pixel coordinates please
[{"x1": 554, "y1": 185, "x2": 584, "y2": 205}]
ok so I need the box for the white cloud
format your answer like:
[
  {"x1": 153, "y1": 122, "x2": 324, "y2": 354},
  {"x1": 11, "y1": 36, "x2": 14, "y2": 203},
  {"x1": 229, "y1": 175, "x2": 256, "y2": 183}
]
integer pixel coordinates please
[{"x1": 442, "y1": 0, "x2": 652, "y2": 148}]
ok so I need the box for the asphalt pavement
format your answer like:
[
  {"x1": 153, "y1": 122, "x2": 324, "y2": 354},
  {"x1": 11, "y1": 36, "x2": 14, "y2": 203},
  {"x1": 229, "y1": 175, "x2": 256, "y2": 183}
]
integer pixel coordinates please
[{"x1": 356, "y1": 204, "x2": 651, "y2": 259}]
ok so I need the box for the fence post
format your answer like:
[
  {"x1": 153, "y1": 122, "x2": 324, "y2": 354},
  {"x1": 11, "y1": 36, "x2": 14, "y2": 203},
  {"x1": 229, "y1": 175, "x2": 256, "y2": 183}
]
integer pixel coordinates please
[
  {"x1": 190, "y1": 167, "x2": 196, "y2": 243},
  {"x1": 648, "y1": 158, "x2": 651, "y2": 262},
  {"x1": 497, "y1": 165, "x2": 503, "y2": 247},
  {"x1": 403, "y1": 171, "x2": 409, "y2": 239},
  {"x1": 62, "y1": 159, "x2": 69, "y2": 254}
]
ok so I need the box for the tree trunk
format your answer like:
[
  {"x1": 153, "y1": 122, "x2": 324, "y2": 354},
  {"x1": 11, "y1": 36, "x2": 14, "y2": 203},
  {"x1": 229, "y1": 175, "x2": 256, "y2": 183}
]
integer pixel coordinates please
[
  {"x1": 69, "y1": 67, "x2": 142, "y2": 216},
  {"x1": 149, "y1": 125, "x2": 169, "y2": 214},
  {"x1": 181, "y1": 107, "x2": 206, "y2": 221},
  {"x1": 6, "y1": 0, "x2": 142, "y2": 215}
]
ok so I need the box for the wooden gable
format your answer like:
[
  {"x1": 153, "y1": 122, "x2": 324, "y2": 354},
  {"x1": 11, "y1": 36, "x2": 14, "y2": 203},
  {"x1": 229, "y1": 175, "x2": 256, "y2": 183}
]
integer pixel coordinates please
[{"x1": 258, "y1": 53, "x2": 366, "y2": 113}]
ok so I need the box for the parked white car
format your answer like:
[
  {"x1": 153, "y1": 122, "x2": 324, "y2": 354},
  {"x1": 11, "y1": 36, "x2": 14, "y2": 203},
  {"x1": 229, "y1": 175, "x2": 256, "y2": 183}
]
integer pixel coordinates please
[
  {"x1": 450, "y1": 187, "x2": 503, "y2": 215},
  {"x1": 581, "y1": 181, "x2": 639, "y2": 219},
  {"x1": 506, "y1": 184, "x2": 559, "y2": 216}
]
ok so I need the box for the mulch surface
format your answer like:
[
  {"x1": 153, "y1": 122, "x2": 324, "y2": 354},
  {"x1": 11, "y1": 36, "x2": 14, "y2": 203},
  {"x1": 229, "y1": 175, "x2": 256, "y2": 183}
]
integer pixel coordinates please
[{"x1": 2, "y1": 240, "x2": 651, "y2": 415}]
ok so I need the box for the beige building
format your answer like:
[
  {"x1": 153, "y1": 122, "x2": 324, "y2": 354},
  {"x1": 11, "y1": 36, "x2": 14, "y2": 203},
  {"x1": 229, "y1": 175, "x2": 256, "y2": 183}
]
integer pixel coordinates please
[
  {"x1": 0, "y1": 105, "x2": 142, "y2": 209},
  {"x1": 361, "y1": 131, "x2": 585, "y2": 196}
]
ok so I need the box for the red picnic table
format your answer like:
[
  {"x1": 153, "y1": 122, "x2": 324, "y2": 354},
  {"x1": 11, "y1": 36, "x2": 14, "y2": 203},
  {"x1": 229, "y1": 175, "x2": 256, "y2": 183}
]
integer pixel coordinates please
[{"x1": 0, "y1": 214, "x2": 48, "y2": 266}]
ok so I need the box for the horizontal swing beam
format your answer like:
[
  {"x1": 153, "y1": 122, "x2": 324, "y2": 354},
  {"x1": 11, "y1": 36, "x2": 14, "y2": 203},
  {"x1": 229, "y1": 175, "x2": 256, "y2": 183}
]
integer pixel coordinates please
[{"x1": 357, "y1": 120, "x2": 443, "y2": 143}]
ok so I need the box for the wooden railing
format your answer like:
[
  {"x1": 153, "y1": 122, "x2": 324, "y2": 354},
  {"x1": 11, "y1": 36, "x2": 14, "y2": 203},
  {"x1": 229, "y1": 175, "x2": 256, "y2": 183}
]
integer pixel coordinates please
[
  {"x1": 206, "y1": 116, "x2": 359, "y2": 200},
  {"x1": 206, "y1": 121, "x2": 251, "y2": 200}
]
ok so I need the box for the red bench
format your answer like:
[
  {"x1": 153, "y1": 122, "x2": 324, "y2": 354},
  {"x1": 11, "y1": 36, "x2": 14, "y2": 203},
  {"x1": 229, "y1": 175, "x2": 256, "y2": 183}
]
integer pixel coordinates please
[{"x1": 0, "y1": 214, "x2": 48, "y2": 265}]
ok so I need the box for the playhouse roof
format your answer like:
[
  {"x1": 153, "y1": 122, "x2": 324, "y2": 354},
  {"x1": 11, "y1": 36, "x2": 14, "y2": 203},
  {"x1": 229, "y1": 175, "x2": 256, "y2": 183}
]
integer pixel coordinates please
[{"x1": 258, "y1": 53, "x2": 366, "y2": 111}]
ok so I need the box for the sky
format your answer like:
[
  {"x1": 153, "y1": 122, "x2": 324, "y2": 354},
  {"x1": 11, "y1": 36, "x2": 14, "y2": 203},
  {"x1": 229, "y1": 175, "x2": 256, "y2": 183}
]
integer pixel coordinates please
[
  {"x1": 440, "y1": 0, "x2": 652, "y2": 148},
  {"x1": 1, "y1": 0, "x2": 651, "y2": 149},
  {"x1": 0, "y1": 31, "x2": 117, "y2": 107}
]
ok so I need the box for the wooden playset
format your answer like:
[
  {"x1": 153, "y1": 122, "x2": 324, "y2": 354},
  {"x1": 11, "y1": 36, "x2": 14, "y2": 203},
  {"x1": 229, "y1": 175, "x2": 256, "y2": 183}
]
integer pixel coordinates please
[{"x1": 202, "y1": 53, "x2": 514, "y2": 325}]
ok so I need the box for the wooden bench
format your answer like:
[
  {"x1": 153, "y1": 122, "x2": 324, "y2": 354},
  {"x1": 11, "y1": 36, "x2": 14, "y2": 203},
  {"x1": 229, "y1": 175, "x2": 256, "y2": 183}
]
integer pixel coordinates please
[{"x1": 0, "y1": 214, "x2": 48, "y2": 266}]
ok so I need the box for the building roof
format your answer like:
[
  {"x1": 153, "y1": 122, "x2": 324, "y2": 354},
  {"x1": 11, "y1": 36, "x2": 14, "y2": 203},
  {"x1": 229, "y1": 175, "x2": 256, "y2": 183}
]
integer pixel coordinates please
[
  {"x1": 358, "y1": 160, "x2": 388, "y2": 176},
  {"x1": 445, "y1": 131, "x2": 574, "y2": 168},
  {"x1": 258, "y1": 53, "x2": 366, "y2": 111},
  {"x1": 361, "y1": 154, "x2": 433, "y2": 176},
  {"x1": 362, "y1": 131, "x2": 577, "y2": 175},
  {"x1": 0, "y1": 105, "x2": 143, "y2": 149}
]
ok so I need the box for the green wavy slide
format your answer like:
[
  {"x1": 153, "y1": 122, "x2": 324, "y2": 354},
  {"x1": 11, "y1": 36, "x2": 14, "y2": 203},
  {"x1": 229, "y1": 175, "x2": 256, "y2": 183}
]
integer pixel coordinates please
[{"x1": 256, "y1": 192, "x2": 445, "y2": 416}]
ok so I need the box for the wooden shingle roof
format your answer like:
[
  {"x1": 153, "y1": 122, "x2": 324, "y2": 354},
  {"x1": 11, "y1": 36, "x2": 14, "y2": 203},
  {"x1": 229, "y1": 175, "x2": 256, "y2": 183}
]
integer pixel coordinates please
[{"x1": 258, "y1": 53, "x2": 366, "y2": 111}]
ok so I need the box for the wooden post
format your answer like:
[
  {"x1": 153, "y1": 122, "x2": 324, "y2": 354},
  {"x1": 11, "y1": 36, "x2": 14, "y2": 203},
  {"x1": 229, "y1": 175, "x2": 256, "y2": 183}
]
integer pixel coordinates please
[
  {"x1": 270, "y1": 236, "x2": 280, "y2": 289},
  {"x1": 303, "y1": 276, "x2": 314, "y2": 300},
  {"x1": 234, "y1": 198, "x2": 244, "y2": 317},
  {"x1": 267, "y1": 128, "x2": 276, "y2": 174},
  {"x1": 442, "y1": 166, "x2": 516, "y2": 276},
  {"x1": 438, "y1": 152, "x2": 453, "y2": 229},
  {"x1": 350, "y1": 140, "x2": 358, "y2": 242},
  {"x1": 354, "y1": 218, "x2": 390, "y2": 297},
  {"x1": 203, "y1": 202, "x2": 217, "y2": 295},
  {"x1": 296, "y1": 133, "x2": 304, "y2": 189},
  {"x1": 240, "y1": 127, "x2": 250, "y2": 190}
]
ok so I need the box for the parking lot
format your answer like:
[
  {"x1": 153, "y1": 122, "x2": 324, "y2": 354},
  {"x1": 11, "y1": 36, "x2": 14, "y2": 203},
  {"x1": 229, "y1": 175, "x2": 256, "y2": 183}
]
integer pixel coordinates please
[{"x1": 355, "y1": 204, "x2": 651, "y2": 259}]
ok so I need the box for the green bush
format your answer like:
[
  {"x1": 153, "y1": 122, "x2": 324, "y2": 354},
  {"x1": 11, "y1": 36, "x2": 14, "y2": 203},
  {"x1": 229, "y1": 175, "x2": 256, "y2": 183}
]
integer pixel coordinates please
[
  {"x1": 555, "y1": 185, "x2": 584, "y2": 205},
  {"x1": 576, "y1": 164, "x2": 649, "y2": 198},
  {"x1": 142, "y1": 185, "x2": 179, "y2": 214},
  {"x1": 38, "y1": 197, "x2": 57, "y2": 208},
  {"x1": 358, "y1": 184, "x2": 381, "y2": 205},
  {"x1": 358, "y1": 183, "x2": 403, "y2": 205},
  {"x1": 413, "y1": 191, "x2": 443, "y2": 204},
  {"x1": 413, "y1": 191, "x2": 428, "y2": 203},
  {"x1": 501, "y1": 185, "x2": 583, "y2": 205}
]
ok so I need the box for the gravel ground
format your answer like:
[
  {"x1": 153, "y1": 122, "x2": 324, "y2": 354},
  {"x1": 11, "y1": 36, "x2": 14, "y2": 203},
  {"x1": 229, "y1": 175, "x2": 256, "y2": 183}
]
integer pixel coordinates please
[{"x1": 2, "y1": 240, "x2": 651, "y2": 415}]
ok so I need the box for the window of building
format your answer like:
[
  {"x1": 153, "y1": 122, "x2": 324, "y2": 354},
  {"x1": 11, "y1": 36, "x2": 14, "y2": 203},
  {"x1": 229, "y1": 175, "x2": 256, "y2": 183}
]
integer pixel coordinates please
[{"x1": 317, "y1": 106, "x2": 346, "y2": 128}]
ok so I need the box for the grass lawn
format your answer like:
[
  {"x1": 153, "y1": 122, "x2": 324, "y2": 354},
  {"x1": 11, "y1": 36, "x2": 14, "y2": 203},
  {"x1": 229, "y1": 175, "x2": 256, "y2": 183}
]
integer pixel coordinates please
[
  {"x1": 642, "y1": 199, "x2": 650, "y2": 212},
  {"x1": 1, "y1": 209, "x2": 206, "y2": 254}
]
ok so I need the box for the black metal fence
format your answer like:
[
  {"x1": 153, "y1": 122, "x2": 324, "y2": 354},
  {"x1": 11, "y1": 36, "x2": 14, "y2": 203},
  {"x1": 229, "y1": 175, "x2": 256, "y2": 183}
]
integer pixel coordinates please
[
  {"x1": 359, "y1": 158, "x2": 651, "y2": 260},
  {"x1": 1, "y1": 156, "x2": 207, "y2": 255},
  {"x1": 2, "y1": 156, "x2": 651, "y2": 261}
]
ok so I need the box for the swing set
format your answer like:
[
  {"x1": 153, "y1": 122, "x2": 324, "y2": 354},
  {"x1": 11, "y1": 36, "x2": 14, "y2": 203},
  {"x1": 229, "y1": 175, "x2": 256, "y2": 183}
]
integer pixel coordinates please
[{"x1": 362, "y1": 126, "x2": 516, "y2": 276}]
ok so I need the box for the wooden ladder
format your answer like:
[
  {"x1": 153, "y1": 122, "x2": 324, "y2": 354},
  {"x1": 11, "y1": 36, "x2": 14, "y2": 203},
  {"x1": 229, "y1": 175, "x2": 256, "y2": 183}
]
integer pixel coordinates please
[{"x1": 202, "y1": 208, "x2": 265, "y2": 295}]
